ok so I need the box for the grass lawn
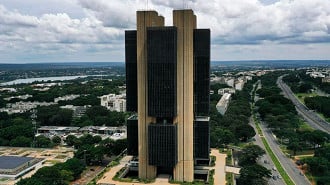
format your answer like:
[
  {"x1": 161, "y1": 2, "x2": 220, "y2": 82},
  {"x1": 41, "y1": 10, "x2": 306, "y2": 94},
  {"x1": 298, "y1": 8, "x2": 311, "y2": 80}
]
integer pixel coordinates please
[
  {"x1": 226, "y1": 172, "x2": 234, "y2": 185},
  {"x1": 295, "y1": 92, "x2": 318, "y2": 103},
  {"x1": 317, "y1": 112, "x2": 330, "y2": 122},
  {"x1": 299, "y1": 120, "x2": 314, "y2": 131}
]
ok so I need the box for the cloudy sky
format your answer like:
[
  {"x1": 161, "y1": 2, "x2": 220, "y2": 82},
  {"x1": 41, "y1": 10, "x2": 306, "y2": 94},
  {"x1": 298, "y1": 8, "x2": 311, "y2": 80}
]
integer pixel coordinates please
[{"x1": 0, "y1": 0, "x2": 330, "y2": 63}]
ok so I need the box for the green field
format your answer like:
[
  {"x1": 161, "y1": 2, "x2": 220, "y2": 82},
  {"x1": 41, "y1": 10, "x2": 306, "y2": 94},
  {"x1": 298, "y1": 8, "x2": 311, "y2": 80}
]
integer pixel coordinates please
[{"x1": 295, "y1": 92, "x2": 318, "y2": 103}]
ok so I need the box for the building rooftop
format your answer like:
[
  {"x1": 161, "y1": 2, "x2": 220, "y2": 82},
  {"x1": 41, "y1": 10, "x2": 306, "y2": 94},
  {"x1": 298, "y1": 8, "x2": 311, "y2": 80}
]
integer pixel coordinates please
[
  {"x1": 217, "y1": 93, "x2": 231, "y2": 106},
  {"x1": 0, "y1": 156, "x2": 34, "y2": 170},
  {"x1": 38, "y1": 126, "x2": 80, "y2": 131}
]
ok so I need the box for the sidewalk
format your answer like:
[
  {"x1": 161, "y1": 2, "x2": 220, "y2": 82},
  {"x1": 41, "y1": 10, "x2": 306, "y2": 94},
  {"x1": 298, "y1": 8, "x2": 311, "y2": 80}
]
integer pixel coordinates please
[{"x1": 97, "y1": 149, "x2": 227, "y2": 185}]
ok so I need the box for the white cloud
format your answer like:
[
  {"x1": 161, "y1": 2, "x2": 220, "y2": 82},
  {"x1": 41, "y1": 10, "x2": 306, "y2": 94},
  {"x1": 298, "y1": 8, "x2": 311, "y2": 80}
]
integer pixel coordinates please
[{"x1": 0, "y1": 0, "x2": 330, "y2": 63}]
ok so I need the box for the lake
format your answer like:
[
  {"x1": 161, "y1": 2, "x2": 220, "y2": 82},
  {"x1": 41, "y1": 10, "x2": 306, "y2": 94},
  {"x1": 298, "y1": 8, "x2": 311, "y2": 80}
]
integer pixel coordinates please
[{"x1": 0, "y1": 76, "x2": 88, "y2": 86}]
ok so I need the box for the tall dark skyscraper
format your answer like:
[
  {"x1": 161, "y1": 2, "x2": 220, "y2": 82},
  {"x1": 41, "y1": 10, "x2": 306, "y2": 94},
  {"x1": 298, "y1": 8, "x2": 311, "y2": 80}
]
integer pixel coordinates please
[{"x1": 126, "y1": 9, "x2": 210, "y2": 182}]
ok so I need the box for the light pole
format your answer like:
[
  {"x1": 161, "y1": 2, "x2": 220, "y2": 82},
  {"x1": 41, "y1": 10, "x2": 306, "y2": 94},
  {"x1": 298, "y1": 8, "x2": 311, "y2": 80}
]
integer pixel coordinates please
[
  {"x1": 83, "y1": 149, "x2": 87, "y2": 165},
  {"x1": 30, "y1": 109, "x2": 37, "y2": 148}
]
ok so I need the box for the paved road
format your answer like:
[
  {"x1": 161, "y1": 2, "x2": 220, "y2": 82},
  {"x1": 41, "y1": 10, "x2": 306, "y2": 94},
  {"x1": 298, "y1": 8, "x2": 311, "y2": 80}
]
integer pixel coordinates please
[
  {"x1": 249, "y1": 117, "x2": 285, "y2": 185},
  {"x1": 259, "y1": 121, "x2": 311, "y2": 185},
  {"x1": 277, "y1": 76, "x2": 330, "y2": 134},
  {"x1": 252, "y1": 80, "x2": 310, "y2": 185}
]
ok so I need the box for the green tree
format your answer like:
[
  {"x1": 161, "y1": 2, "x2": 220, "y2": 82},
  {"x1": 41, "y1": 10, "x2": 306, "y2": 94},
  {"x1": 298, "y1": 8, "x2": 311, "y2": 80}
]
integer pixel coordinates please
[
  {"x1": 287, "y1": 140, "x2": 302, "y2": 156},
  {"x1": 17, "y1": 178, "x2": 46, "y2": 185},
  {"x1": 61, "y1": 158, "x2": 85, "y2": 179},
  {"x1": 65, "y1": 135, "x2": 77, "y2": 146},
  {"x1": 10, "y1": 136, "x2": 32, "y2": 147},
  {"x1": 31, "y1": 166, "x2": 66, "y2": 185},
  {"x1": 237, "y1": 164, "x2": 271, "y2": 185},
  {"x1": 239, "y1": 145, "x2": 265, "y2": 166},
  {"x1": 112, "y1": 139, "x2": 127, "y2": 155},
  {"x1": 35, "y1": 135, "x2": 52, "y2": 148},
  {"x1": 52, "y1": 136, "x2": 62, "y2": 146},
  {"x1": 235, "y1": 124, "x2": 256, "y2": 142},
  {"x1": 303, "y1": 157, "x2": 329, "y2": 175}
]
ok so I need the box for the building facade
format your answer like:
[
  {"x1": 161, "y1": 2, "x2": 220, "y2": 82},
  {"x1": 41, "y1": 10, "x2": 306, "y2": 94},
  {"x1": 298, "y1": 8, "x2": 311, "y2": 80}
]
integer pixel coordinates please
[{"x1": 125, "y1": 9, "x2": 210, "y2": 182}]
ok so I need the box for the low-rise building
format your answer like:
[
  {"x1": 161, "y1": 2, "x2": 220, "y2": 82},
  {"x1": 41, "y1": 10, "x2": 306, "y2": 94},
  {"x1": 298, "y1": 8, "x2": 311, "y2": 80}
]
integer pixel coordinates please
[
  {"x1": 37, "y1": 126, "x2": 80, "y2": 135},
  {"x1": 60, "y1": 105, "x2": 90, "y2": 117},
  {"x1": 0, "y1": 156, "x2": 45, "y2": 179},
  {"x1": 216, "y1": 93, "x2": 231, "y2": 115}
]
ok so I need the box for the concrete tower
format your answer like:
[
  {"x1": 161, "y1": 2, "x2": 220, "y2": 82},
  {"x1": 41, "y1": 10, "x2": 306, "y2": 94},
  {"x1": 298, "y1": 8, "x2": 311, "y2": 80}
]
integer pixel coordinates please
[{"x1": 126, "y1": 9, "x2": 210, "y2": 182}]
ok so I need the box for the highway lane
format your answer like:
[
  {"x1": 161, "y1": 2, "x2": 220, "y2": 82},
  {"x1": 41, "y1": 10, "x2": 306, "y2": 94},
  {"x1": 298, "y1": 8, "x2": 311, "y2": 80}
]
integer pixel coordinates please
[
  {"x1": 259, "y1": 121, "x2": 311, "y2": 185},
  {"x1": 249, "y1": 117, "x2": 285, "y2": 185},
  {"x1": 277, "y1": 76, "x2": 330, "y2": 134}
]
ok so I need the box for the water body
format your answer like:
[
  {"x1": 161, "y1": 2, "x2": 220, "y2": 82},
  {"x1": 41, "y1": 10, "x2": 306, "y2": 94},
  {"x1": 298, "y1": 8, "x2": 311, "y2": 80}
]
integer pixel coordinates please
[{"x1": 1, "y1": 76, "x2": 88, "y2": 86}]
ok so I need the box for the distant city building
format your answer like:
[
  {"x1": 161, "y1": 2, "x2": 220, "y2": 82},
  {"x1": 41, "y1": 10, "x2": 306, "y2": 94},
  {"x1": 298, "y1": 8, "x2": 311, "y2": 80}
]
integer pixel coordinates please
[
  {"x1": 0, "y1": 101, "x2": 56, "y2": 114},
  {"x1": 54, "y1": 95, "x2": 80, "y2": 103},
  {"x1": 79, "y1": 126, "x2": 125, "y2": 136},
  {"x1": 37, "y1": 126, "x2": 80, "y2": 135},
  {"x1": 256, "y1": 70, "x2": 267, "y2": 76},
  {"x1": 218, "y1": 88, "x2": 235, "y2": 95},
  {"x1": 37, "y1": 126, "x2": 127, "y2": 141},
  {"x1": 4, "y1": 94, "x2": 32, "y2": 101},
  {"x1": 0, "y1": 88, "x2": 17, "y2": 92},
  {"x1": 60, "y1": 105, "x2": 90, "y2": 117},
  {"x1": 322, "y1": 77, "x2": 330, "y2": 83},
  {"x1": 216, "y1": 93, "x2": 231, "y2": 115},
  {"x1": 100, "y1": 94, "x2": 126, "y2": 112}
]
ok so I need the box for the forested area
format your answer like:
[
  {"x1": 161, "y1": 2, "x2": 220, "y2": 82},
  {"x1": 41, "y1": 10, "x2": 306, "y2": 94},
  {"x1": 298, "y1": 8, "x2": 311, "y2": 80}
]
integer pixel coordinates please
[
  {"x1": 1, "y1": 78, "x2": 125, "y2": 105},
  {"x1": 302, "y1": 144, "x2": 330, "y2": 184},
  {"x1": 210, "y1": 79, "x2": 256, "y2": 147},
  {"x1": 283, "y1": 73, "x2": 313, "y2": 94},
  {"x1": 0, "y1": 113, "x2": 62, "y2": 147},
  {"x1": 0, "y1": 104, "x2": 127, "y2": 147},
  {"x1": 37, "y1": 105, "x2": 127, "y2": 127},
  {"x1": 304, "y1": 96, "x2": 330, "y2": 118}
]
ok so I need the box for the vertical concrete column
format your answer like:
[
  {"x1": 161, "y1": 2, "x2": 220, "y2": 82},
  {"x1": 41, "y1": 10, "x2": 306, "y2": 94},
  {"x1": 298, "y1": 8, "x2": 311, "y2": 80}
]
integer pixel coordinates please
[
  {"x1": 136, "y1": 11, "x2": 164, "y2": 179},
  {"x1": 173, "y1": 9, "x2": 196, "y2": 182}
]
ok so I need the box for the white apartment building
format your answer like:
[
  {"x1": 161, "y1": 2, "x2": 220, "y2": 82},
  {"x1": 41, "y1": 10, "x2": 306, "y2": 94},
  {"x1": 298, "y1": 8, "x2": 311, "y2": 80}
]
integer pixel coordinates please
[
  {"x1": 216, "y1": 93, "x2": 231, "y2": 115},
  {"x1": 100, "y1": 94, "x2": 126, "y2": 112},
  {"x1": 235, "y1": 80, "x2": 245, "y2": 91},
  {"x1": 225, "y1": 78, "x2": 235, "y2": 87}
]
